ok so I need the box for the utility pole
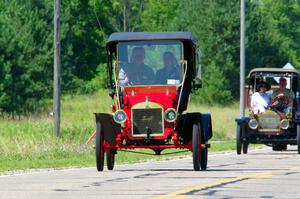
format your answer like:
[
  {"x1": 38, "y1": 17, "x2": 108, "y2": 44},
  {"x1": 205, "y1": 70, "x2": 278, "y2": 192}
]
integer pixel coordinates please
[
  {"x1": 240, "y1": 0, "x2": 245, "y2": 117},
  {"x1": 54, "y1": 0, "x2": 61, "y2": 137}
]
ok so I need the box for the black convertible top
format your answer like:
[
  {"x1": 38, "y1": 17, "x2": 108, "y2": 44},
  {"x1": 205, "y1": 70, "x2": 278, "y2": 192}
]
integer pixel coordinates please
[
  {"x1": 248, "y1": 68, "x2": 299, "y2": 78},
  {"x1": 106, "y1": 32, "x2": 197, "y2": 48}
]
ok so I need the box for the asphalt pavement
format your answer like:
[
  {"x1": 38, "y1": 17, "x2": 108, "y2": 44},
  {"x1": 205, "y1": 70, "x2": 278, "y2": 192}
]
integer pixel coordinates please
[{"x1": 1, "y1": 147, "x2": 300, "y2": 199}]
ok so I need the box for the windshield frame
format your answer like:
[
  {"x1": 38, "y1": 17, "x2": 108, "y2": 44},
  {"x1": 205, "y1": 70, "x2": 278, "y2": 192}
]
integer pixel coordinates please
[{"x1": 115, "y1": 40, "x2": 185, "y2": 88}]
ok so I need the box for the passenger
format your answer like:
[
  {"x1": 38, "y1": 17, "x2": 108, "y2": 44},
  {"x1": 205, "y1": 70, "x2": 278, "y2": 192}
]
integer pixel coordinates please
[
  {"x1": 118, "y1": 47, "x2": 155, "y2": 85},
  {"x1": 251, "y1": 81, "x2": 271, "y2": 114},
  {"x1": 156, "y1": 51, "x2": 181, "y2": 84},
  {"x1": 271, "y1": 77, "x2": 294, "y2": 113}
]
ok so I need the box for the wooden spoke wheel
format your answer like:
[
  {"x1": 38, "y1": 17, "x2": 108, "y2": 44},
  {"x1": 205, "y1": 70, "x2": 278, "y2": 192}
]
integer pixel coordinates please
[
  {"x1": 243, "y1": 142, "x2": 248, "y2": 154},
  {"x1": 236, "y1": 125, "x2": 242, "y2": 155},
  {"x1": 193, "y1": 123, "x2": 207, "y2": 171},
  {"x1": 96, "y1": 122, "x2": 105, "y2": 172},
  {"x1": 297, "y1": 125, "x2": 300, "y2": 154}
]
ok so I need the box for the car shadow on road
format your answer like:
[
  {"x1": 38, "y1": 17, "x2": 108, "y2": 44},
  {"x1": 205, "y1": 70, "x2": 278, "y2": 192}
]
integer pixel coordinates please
[
  {"x1": 117, "y1": 168, "x2": 194, "y2": 172},
  {"x1": 247, "y1": 151, "x2": 297, "y2": 156},
  {"x1": 116, "y1": 167, "x2": 285, "y2": 172}
]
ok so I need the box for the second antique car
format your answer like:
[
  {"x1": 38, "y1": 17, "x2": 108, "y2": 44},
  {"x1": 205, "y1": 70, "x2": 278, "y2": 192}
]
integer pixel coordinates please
[
  {"x1": 93, "y1": 32, "x2": 213, "y2": 171},
  {"x1": 235, "y1": 68, "x2": 300, "y2": 154}
]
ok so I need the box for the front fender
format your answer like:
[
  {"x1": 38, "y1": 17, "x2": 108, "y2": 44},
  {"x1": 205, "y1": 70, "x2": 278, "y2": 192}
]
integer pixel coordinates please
[
  {"x1": 94, "y1": 113, "x2": 121, "y2": 145},
  {"x1": 235, "y1": 117, "x2": 250, "y2": 125}
]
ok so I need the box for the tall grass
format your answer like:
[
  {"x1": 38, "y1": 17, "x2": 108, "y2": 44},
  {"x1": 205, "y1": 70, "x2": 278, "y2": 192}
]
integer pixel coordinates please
[
  {"x1": 0, "y1": 90, "x2": 239, "y2": 172},
  {"x1": 188, "y1": 102, "x2": 239, "y2": 140}
]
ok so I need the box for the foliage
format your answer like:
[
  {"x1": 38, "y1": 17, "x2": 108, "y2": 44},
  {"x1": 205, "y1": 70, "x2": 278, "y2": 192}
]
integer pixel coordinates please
[
  {"x1": 246, "y1": 1, "x2": 300, "y2": 73},
  {"x1": 192, "y1": 62, "x2": 232, "y2": 104},
  {"x1": 0, "y1": 0, "x2": 109, "y2": 115},
  {"x1": 172, "y1": 0, "x2": 240, "y2": 100},
  {"x1": 0, "y1": 1, "x2": 53, "y2": 116},
  {"x1": 0, "y1": 0, "x2": 300, "y2": 115},
  {"x1": 137, "y1": 0, "x2": 180, "y2": 31}
]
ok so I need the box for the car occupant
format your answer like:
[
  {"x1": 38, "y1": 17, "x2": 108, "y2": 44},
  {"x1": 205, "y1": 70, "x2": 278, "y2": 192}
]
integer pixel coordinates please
[
  {"x1": 271, "y1": 77, "x2": 295, "y2": 113},
  {"x1": 251, "y1": 81, "x2": 271, "y2": 114},
  {"x1": 156, "y1": 51, "x2": 181, "y2": 84},
  {"x1": 118, "y1": 47, "x2": 155, "y2": 86}
]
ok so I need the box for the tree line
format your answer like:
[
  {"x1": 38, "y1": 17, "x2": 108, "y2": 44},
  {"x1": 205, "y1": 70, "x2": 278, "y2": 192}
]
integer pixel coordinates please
[{"x1": 0, "y1": 0, "x2": 299, "y2": 116}]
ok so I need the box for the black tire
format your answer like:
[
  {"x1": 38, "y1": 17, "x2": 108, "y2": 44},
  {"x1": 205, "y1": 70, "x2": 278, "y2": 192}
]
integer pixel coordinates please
[
  {"x1": 243, "y1": 142, "x2": 248, "y2": 154},
  {"x1": 96, "y1": 122, "x2": 105, "y2": 171},
  {"x1": 106, "y1": 149, "x2": 116, "y2": 170},
  {"x1": 272, "y1": 144, "x2": 286, "y2": 151},
  {"x1": 236, "y1": 125, "x2": 242, "y2": 155},
  {"x1": 200, "y1": 147, "x2": 208, "y2": 170},
  {"x1": 282, "y1": 144, "x2": 287, "y2": 151},
  {"x1": 192, "y1": 123, "x2": 201, "y2": 171},
  {"x1": 297, "y1": 125, "x2": 300, "y2": 154}
]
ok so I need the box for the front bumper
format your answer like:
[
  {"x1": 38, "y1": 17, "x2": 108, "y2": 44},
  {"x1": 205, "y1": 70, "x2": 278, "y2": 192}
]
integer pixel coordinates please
[{"x1": 243, "y1": 128, "x2": 297, "y2": 145}]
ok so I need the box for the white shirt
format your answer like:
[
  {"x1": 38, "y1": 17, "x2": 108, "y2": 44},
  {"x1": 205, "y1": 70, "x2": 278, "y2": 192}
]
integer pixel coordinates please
[{"x1": 251, "y1": 92, "x2": 271, "y2": 114}]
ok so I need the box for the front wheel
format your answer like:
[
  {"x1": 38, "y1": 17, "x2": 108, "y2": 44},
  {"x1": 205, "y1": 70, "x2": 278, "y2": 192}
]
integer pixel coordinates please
[
  {"x1": 236, "y1": 125, "x2": 242, "y2": 155},
  {"x1": 193, "y1": 123, "x2": 207, "y2": 171},
  {"x1": 96, "y1": 122, "x2": 105, "y2": 171},
  {"x1": 192, "y1": 123, "x2": 201, "y2": 171},
  {"x1": 297, "y1": 125, "x2": 300, "y2": 154}
]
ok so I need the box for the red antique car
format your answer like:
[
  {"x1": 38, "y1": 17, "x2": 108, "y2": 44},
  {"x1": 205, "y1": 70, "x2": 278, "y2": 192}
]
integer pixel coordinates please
[{"x1": 94, "y1": 32, "x2": 212, "y2": 171}]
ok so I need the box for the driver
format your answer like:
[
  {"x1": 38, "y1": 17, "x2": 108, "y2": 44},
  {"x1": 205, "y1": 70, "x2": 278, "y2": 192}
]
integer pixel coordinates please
[
  {"x1": 251, "y1": 81, "x2": 271, "y2": 114},
  {"x1": 271, "y1": 77, "x2": 294, "y2": 113},
  {"x1": 118, "y1": 47, "x2": 155, "y2": 86}
]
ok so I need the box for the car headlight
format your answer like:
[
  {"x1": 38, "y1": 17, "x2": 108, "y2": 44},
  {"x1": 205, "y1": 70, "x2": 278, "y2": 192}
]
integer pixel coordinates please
[
  {"x1": 280, "y1": 119, "x2": 289, "y2": 130},
  {"x1": 113, "y1": 110, "x2": 127, "y2": 124},
  {"x1": 248, "y1": 119, "x2": 258, "y2": 130},
  {"x1": 165, "y1": 108, "x2": 177, "y2": 122}
]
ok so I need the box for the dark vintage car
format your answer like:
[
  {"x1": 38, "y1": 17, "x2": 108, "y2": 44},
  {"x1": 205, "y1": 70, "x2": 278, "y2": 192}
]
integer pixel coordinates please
[
  {"x1": 235, "y1": 68, "x2": 300, "y2": 154},
  {"x1": 92, "y1": 32, "x2": 213, "y2": 171}
]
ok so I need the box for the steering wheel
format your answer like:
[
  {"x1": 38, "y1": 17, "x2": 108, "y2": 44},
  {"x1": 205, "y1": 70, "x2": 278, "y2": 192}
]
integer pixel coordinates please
[{"x1": 272, "y1": 93, "x2": 289, "y2": 108}]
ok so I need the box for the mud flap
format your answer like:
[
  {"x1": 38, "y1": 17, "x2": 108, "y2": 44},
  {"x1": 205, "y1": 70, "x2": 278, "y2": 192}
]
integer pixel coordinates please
[{"x1": 95, "y1": 113, "x2": 121, "y2": 145}]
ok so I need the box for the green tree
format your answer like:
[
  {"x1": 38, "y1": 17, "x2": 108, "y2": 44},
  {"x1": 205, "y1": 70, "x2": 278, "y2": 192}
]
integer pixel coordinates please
[
  {"x1": 0, "y1": 1, "x2": 53, "y2": 116},
  {"x1": 137, "y1": 0, "x2": 179, "y2": 31},
  {"x1": 261, "y1": 0, "x2": 300, "y2": 67},
  {"x1": 172, "y1": 0, "x2": 240, "y2": 102}
]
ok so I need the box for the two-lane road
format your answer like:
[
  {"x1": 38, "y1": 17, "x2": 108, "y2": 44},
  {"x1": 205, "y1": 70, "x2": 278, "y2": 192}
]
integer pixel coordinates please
[{"x1": 1, "y1": 147, "x2": 300, "y2": 199}]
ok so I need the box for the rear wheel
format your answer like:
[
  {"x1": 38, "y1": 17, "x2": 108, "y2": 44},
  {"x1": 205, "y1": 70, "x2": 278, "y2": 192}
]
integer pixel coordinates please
[
  {"x1": 272, "y1": 144, "x2": 281, "y2": 151},
  {"x1": 96, "y1": 122, "x2": 105, "y2": 171},
  {"x1": 200, "y1": 146, "x2": 208, "y2": 170},
  {"x1": 236, "y1": 125, "x2": 242, "y2": 155},
  {"x1": 106, "y1": 149, "x2": 116, "y2": 170},
  {"x1": 272, "y1": 144, "x2": 286, "y2": 151},
  {"x1": 192, "y1": 123, "x2": 201, "y2": 171},
  {"x1": 281, "y1": 144, "x2": 287, "y2": 151},
  {"x1": 297, "y1": 125, "x2": 300, "y2": 154},
  {"x1": 243, "y1": 142, "x2": 248, "y2": 154}
]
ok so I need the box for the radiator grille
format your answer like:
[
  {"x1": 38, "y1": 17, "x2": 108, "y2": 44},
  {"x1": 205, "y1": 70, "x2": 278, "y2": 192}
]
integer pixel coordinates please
[
  {"x1": 258, "y1": 114, "x2": 280, "y2": 129},
  {"x1": 132, "y1": 108, "x2": 163, "y2": 136}
]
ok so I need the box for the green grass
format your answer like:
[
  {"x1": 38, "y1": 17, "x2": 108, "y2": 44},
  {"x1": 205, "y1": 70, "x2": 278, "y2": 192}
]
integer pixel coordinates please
[
  {"x1": 188, "y1": 102, "x2": 239, "y2": 140},
  {"x1": 0, "y1": 90, "x2": 240, "y2": 173}
]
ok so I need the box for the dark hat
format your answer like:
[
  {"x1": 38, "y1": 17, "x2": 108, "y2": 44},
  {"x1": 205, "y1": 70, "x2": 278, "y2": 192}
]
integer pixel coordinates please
[
  {"x1": 259, "y1": 81, "x2": 271, "y2": 91},
  {"x1": 279, "y1": 77, "x2": 287, "y2": 82}
]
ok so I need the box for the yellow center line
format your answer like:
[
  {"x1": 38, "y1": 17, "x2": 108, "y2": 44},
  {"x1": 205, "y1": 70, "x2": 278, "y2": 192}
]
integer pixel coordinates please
[{"x1": 153, "y1": 167, "x2": 300, "y2": 199}]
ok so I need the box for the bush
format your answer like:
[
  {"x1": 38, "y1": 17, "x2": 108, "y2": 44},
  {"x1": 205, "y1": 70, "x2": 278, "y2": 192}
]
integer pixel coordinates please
[{"x1": 192, "y1": 62, "x2": 233, "y2": 105}]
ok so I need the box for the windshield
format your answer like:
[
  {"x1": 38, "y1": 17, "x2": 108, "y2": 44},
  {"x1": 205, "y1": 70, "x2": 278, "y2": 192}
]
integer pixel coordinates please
[
  {"x1": 116, "y1": 41, "x2": 183, "y2": 86},
  {"x1": 250, "y1": 75, "x2": 295, "y2": 97}
]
